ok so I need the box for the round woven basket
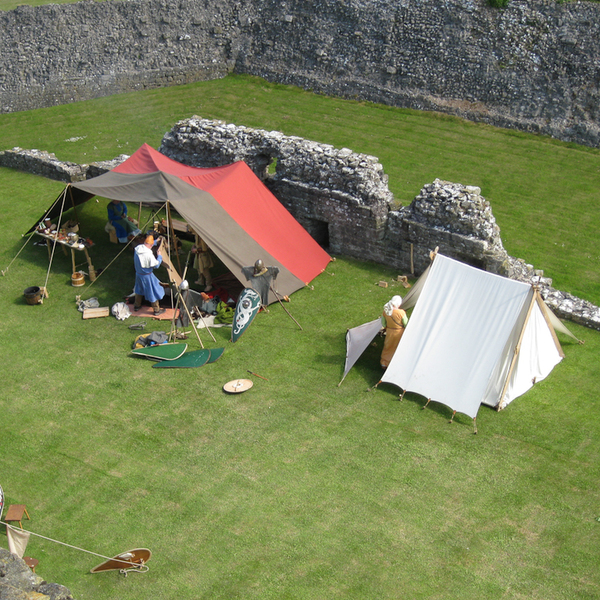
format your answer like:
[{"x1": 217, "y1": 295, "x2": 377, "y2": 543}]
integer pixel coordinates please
[{"x1": 71, "y1": 272, "x2": 85, "y2": 287}]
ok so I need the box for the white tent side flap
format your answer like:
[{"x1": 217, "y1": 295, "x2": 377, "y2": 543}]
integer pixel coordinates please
[
  {"x1": 338, "y1": 264, "x2": 432, "y2": 386},
  {"x1": 381, "y1": 254, "x2": 569, "y2": 419},
  {"x1": 339, "y1": 318, "x2": 383, "y2": 385}
]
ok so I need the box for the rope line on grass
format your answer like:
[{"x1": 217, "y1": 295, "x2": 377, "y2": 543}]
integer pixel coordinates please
[
  {"x1": 1, "y1": 192, "x2": 64, "y2": 277},
  {"x1": 1, "y1": 521, "x2": 149, "y2": 573}
]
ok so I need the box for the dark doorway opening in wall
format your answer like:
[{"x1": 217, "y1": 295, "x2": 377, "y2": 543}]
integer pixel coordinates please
[
  {"x1": 459, "y1": 255, "x2": 485, "y2": 270},
  {"x1": 305, "y1": 218, "x2": 330, "y2": 250},
  {"x1": 255, "y1": 153, "x2": 276, "y2": 179}
]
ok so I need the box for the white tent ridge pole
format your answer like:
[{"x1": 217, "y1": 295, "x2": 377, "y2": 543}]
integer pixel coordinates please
[{"x1": 497, "y1": 288, "x2": 537, "y2": 411}]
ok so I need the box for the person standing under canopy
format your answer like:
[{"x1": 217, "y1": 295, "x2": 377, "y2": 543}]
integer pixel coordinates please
[
  {"x1": 191, "y1": 230, "x2": 214, "y2": 292},
  {"x1": 133, "y1": 235, "x2": 166, "y2": 315},
  {"x1": 380, "y1": 295, "x2": 408, "y2": 369},
  {"x1": 107, "y1": 200, "x2": 141, "y2": 243}
]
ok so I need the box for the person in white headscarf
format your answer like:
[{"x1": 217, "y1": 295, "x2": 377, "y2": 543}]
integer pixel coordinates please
[
  {"x1": 133, "y1": 235, "x2": 166, "y2": 315},
  {"x1": 380, "y1": 295, "x2": 408, "y2": 368}
]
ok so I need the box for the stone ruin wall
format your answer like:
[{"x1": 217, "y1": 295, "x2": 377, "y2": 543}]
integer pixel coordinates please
[
  {"x1": 2, "y1": 119, "x2": 598, "y2": 332},
  {"x1": 1, "y1": 0, "x2": 600, "y2": 148},
  {"x1": 0, "y1": 547, "x2": 75, "y2": 600}
]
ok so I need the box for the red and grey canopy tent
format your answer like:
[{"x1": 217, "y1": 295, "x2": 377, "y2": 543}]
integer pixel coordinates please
[{"x1": 38, "y1": 144, "x2": 331, "y2": 302}]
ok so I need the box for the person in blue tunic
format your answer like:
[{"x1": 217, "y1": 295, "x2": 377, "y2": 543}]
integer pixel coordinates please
[
  {"x1": 133, "y1": 235, "x2": 166, "y2": 315},
  {"x1": 107, "y1": 200, "x2": 141, "y2": 243}
]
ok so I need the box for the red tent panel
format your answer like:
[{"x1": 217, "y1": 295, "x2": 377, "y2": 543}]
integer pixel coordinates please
[{"x1": 113, "y1": 144, "x2": 330, "y2": 285}]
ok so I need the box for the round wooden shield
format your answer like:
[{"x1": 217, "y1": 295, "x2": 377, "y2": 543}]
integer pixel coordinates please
[{"x1": 223, "y1": 379, "x2": 254, "y2": 394}]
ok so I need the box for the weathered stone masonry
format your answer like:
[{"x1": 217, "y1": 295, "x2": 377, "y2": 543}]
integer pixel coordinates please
[
  {"x1": 1, "y1": 0, "x2": 600, "y2": 148},
  {"x1": 2, "y1": 119, "x2": 598, "y2": 331}
]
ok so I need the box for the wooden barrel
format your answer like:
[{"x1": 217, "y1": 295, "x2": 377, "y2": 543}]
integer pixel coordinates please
[{"x1": 24, "y1": 286, "x2": 42, "y2": 305}]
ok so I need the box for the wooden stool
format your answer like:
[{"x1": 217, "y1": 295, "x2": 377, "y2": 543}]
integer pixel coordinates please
[
  {"x1": 23, "y1": 557, "x2": 38, "y2": 572},
  {"x1": 4, "y1": 504, "x2": 30, "y2": 528}
]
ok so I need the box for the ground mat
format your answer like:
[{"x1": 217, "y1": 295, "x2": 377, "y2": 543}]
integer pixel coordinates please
[
  {"x1": 131, "y1": 343, "x2": 188, "y2": 361},
  {"x1": 152, "y1": 348, "x2": 211, "y2": 368}
]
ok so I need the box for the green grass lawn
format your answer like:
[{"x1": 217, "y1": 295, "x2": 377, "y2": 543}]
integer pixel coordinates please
[
  {"x1": 1, "y1": 75, "x2": 598, "y2": 306},
  {"x1": 1, "y1": 76, "x2": 600, "y2": 600}
]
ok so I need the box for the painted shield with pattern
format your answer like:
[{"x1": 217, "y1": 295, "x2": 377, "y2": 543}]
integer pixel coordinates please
[{"x1": 231, "y1": 288, "x2": 261, "y2": 342}]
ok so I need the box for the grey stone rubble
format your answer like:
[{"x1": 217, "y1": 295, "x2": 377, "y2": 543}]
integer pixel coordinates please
[
  {"x1": 0, "y1": 148, "x2": 88, "y2": 183},
  {"x1": 0, "y1": 120, "x2": 597, "y2": 333},
  {"x1": 0, "y1": 547, "x2": 75, "y2": 600},
  {"x1": 1, "y1": 0, "x2": 600, "y2": 148}
]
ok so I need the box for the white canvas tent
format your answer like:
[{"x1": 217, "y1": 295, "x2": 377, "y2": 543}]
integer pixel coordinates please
[
  {"x1": 338, "y1": 267, "x2": 429, "y2": 385},
  {"x1": 379, "y1": 254, "x2": 579, "y2": 421}
]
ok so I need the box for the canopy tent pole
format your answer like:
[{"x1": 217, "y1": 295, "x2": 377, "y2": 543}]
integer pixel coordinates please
[
  {"x1": 168, "y1": 285, "x2": 185, "y2": 343},
  {"x1": 169, "y1": 289, "x2": 206, "y2": 348},
  {"x1": 449, "y1": 410, "x2": 456, "y2": 424},
  {"x1": 194, "y1": 305, "x2": 217, "y2": 342},
  {"x1": 169, "y1": 251, "x2": 215, "y2": 344},
  {"x1": 496, "y1": 287, "x2": 538, "y2": 411},
  {"x1": 41, "y1": 186, "x2": 69, "y2": 297},
  {"x1": 270, "y1": 285, "x2": 303, "y2": 330},
  {"x1": 422, "y1": 398, "x2": 431, "y2": 410},
  {"x1": 172, "y1": 248, "x2": 205, "y2": 346},
  {"x1": 178, "y1": 292, "x2": 204, "y2": 348},
  {"x1": 66, "y1": 184, "x2": 80, "y2": 224}
]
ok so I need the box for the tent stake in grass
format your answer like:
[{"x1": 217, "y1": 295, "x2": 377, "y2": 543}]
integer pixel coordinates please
[{"x1": 366, "y1": 379, "x2": 382, "y2": 392}]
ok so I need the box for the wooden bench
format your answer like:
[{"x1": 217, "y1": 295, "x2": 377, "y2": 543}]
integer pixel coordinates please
[{"x1": 4, "y1": 504, "x2": 30, "y2": 529}]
